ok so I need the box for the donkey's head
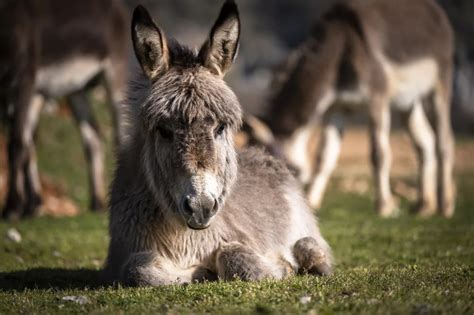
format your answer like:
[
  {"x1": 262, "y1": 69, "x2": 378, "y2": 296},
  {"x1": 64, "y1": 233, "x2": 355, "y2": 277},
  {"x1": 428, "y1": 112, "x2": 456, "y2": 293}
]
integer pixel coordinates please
[{"x1": 132, "y1": 1, "x2": 241, "y2": 230}]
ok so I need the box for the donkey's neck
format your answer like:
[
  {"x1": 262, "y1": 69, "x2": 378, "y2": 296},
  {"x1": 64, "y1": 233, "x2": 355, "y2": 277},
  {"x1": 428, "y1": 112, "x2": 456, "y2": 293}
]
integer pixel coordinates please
[{"x1": 265, "y1": 20, "x2": 350, "y2": 137}]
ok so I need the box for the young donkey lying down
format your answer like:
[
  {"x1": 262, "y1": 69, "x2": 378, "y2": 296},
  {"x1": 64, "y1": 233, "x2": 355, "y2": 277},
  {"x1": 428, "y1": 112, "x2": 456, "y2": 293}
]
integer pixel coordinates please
[{"x1": 103, "y1": 1, "x2": 332, "y2": 285}]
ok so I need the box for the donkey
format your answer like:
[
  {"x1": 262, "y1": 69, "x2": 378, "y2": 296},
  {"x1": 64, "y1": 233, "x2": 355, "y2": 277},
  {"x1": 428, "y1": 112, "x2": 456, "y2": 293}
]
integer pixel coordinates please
[
  {"x1": 0, "y1": 0, "x2": 128, "y2": 220},
  {"x1": 246, "y1": 0, "x2": 456, "y2": 218},
  {"x1": 103, "y1": 1, "x2": 332, "y2": 286}
]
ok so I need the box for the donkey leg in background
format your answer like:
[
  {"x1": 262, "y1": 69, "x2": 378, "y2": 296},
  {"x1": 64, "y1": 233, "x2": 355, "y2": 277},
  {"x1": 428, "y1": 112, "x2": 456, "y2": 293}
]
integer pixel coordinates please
[
  {"x1": 103, "y1": 63, "x2": 126, "y2": 148},
  {"x1": 307, "y1": 112, "x2": 344, "y2": 210},
  {"x1": 369, "y1": 97, "x2": 397, "y2": 217},
  {"x1": 68, "y1": 91, "x2": 106, "y2": 211},
  {"x1": 22, "y1": 95, "x2": 45, "y2": 217},
  {"x1": 3, "y1": 82, "x2": 37, "y2": 220},
  {"x1": 405, "y1": 100, "x2": 437, "y2": 217},
  {"x1": 432, "y1": 72, "x2": 456, "y2": 218}
]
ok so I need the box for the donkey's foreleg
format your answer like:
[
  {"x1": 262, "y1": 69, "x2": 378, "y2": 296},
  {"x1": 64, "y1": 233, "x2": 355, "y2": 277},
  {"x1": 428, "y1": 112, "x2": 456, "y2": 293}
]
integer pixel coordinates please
[
  {"x1": 68, "y1": 91, "x2": 106, "y2": 211},
  {"x1": 215, "y1": 242, "x2": 286, "y2": 281},
  {"x1": 405, "y1": 101, "x2": 437, "y2": 217},
  {"x1": 3, "y1": 86, "x2": 39, "y2": 220},
  {"x1": 293, "y1": 236, "x2": 332, "y2": 276},
  {"x1": 432, "y1": 76, "x2": 455, "y2": 218},
  {"x1": 369, "y1": 98, "x2": 397, "y2": 217},
  {"x1": 22, "y1": 95, "x2": 44, "y2": 217},
  {"x1": 121, "y1": 252, "x2": 207, "y2": 286},
  {"x1": 307, "y1": 112, "x2": 344, "y2": 210}
]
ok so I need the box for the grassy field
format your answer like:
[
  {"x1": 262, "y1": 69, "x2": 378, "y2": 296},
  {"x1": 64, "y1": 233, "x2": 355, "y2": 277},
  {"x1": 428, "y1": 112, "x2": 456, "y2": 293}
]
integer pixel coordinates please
[{"x1": 0, "y1": 103, "x2": 473, "y2": 314}]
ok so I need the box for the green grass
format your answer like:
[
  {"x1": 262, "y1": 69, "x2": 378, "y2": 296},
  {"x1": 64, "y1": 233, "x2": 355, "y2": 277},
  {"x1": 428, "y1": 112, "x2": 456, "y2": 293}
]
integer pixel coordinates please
[
  {"x1": 0, "y1": 102, "x2": 473, "y2": 313},
  {"x1": 1, "y1": 180, "x2": 473, "y2": 314}
]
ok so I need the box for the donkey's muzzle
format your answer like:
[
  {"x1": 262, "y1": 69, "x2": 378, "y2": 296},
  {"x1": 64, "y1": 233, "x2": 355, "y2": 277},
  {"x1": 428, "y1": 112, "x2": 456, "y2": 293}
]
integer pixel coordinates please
[{"x1": 181, "y1": 195, "x2": 218, "y2": 230}]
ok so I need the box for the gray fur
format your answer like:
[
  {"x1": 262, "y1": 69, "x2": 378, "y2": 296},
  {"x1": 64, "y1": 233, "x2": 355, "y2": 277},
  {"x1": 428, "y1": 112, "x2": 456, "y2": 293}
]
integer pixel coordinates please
[{"x1": 104, "y1": 2, "x2": 332, "y2": 286}]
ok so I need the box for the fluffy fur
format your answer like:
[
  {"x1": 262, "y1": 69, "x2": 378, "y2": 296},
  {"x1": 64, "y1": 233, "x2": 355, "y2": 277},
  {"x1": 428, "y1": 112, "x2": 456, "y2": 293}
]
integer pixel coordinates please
[{"x1": 104, "y1": 2, "x2": 332, "y2": 286}]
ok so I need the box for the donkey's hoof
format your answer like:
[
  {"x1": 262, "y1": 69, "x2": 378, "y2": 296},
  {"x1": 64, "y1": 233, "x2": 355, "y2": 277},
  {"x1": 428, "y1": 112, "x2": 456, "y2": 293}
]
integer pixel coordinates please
[
  {"x1": 293, "y1": 237, "x2": 332, "y2": 276},
  {"x1": 23, "y1": 198, "x2": 44, "y2": 218},
  {"x1": 1, "y1": 208, "x2": 22, "y2": 222},
  {"x1": 376, "y1": 200, "x2": 400, "y2": 218},
  {"x1": 439, "y1": 204, "x2": 455, "y2": 219},
  {"x1": 90, "y1": 198, "x2": 107, "y2": 213},
  {"x1": 192, "y1": 267, "x2": 218, "y2": 283},
  {"x1": 411, "y1": 202, "x2": 436, "y2": 218}
]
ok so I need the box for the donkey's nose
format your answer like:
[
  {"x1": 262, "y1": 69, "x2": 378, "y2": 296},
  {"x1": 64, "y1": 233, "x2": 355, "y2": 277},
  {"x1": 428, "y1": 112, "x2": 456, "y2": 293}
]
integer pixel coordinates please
[
  {"x1": 184, "y1": 195, "x2": 217, "y2": 217},
  {"x1": 182, "y1": 195, "x2": 218, "y2": 229}
]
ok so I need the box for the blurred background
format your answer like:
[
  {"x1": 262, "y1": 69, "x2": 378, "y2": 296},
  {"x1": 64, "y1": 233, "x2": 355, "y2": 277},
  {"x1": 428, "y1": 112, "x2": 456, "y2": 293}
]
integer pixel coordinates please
[
  {"x1": 0, "y1": 0, "x2": 473, "y2": 214},
  {"x1": 130, "y1": 0, "x2": 474, "y2": 130}
]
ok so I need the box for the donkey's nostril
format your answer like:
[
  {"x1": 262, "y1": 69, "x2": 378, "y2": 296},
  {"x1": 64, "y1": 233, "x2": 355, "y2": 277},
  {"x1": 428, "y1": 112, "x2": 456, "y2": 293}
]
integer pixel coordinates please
[
  {"x1": 210, "y1": 199, "x2": 218, "y2": 214},
  {"x1": 183, "y1": 198, "x2": 194, "y2": 216},
  {"x1": 202, "y1": 198, "x2": 217, "y2": 217}
]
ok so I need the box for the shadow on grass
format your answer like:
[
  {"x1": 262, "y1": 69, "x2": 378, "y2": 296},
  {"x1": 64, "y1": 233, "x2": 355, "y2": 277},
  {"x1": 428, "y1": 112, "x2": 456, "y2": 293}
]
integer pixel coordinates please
[{"x1": 0, "y1": 268, "x2": 103, "y2": 291}]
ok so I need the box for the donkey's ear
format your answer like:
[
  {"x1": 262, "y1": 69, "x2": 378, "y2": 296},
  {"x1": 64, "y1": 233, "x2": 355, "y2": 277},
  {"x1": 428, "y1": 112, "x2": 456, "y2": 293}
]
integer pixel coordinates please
[
  {"x1": 199, "y1": 0, "x2": 240, "y2": 77},
  {"x1": 132, "y1": 5, "x2": 169, "y2": 81}
]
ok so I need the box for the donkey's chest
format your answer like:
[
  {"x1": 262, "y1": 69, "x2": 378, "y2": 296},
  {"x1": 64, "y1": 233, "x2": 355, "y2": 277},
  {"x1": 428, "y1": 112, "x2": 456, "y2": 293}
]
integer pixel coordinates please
[{"x1": 152, "y1": 227, "x2": 226, "y2": 268}]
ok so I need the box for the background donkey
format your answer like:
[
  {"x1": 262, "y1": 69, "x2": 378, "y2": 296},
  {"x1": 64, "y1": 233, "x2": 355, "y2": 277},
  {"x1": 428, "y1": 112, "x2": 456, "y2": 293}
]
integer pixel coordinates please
[
  {"x1": 245, "y1": 0, "x2": 456, "y2": 218},
  {"x1": 0, "y1": 0, "x2": 128, "y2": 219},
  {"x1": 104, "y1": 1, "x2": 332, "y2": 286}
]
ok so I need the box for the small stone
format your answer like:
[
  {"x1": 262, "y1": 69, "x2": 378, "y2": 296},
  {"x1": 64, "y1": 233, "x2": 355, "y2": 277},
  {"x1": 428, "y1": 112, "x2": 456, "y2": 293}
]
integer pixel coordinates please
[
  {"x1": 6, "y1": 228, "x2": 22, "y2": 243},
  {"x1": 92, "y1": 259, "x2": 102, "y2": 267},
  {"x1": 53, "y1": 250, "x2": 62, "y2": 257},
  {"x1": 62, "y1": 295, "x2": 90, "y2": 305},
  {"x1": 299, "y1": 295, "x2": 312, "y2": 304}
]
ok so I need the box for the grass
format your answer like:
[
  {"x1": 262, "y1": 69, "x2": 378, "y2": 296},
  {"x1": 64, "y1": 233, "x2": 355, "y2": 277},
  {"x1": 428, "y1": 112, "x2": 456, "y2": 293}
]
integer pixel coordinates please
[{"x1": 0, "y1": 101, "x2": 473, "y2": 314}]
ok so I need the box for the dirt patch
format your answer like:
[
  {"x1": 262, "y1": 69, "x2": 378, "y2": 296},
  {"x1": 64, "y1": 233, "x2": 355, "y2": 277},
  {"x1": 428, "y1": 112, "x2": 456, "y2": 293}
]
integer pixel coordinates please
[
  {"x1": 326, "y1": 127, "x2": 474, "y2": 199},
  {"x1": 336, "y1": 128, "x2": 474, "y2": 177}
]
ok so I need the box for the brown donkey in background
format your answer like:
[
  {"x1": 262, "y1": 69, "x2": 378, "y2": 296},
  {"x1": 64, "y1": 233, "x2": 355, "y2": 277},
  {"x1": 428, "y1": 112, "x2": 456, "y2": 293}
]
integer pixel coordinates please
[
  {"x1": 104, "y1": 1, "x2": 332, "y2": 285},
  {"x1": 246, "y1": 0, "x2": 456, "y2": 218},
  {"x1": 0, "y1": 0, "x2": 128, "y2": 219}
]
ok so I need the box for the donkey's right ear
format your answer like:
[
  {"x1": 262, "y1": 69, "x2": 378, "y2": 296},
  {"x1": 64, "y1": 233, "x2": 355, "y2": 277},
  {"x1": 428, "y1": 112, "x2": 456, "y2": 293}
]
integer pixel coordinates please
[{"x1": 132, "y1": 5, "x2": 169, "y2": 81}]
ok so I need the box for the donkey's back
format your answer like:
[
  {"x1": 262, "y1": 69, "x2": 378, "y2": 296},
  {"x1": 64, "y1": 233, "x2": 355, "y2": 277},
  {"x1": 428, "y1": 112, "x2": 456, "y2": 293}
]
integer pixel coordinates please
[
  {"x1": 36, "y1": 0, "x2": 127, "y2": 97},
  {"x1": 350, "y1": 0, "x2": 452, "y2": 61}
]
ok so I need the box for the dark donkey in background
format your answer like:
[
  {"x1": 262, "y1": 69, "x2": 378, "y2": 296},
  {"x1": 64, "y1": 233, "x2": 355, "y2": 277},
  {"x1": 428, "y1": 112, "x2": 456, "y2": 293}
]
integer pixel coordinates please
[
  {"x1": 0, "y1": 0, "x2": 128, "y2": 220},
  {"x1": 245, "y1": 0, "x2": 456, "y2": 218}
]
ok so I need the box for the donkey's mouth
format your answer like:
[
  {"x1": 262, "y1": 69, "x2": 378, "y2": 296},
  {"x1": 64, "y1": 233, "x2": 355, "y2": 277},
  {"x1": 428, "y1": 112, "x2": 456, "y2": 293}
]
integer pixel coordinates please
[
  {"x1": 185, "y1": 216, "x2": 212, "y2": 230},
  {"x1": 181, "y1": 204, "x2": 219, "y2": 230}
]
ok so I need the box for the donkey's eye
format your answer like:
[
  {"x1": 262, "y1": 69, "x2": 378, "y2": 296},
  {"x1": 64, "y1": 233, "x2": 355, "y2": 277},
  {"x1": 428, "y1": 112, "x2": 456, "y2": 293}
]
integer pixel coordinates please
[
  {"x1": 157, "y1": 126, "x2": 173, "y2": 141},
  {"x1": 215, "y1": 124, "x2": 226, "y2": 137}
]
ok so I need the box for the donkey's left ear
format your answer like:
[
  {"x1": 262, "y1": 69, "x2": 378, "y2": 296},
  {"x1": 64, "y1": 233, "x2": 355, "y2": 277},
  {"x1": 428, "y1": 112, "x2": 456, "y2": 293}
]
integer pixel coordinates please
[{"x1": 199, "y1": 0, "x2": 240, "y2": 78}]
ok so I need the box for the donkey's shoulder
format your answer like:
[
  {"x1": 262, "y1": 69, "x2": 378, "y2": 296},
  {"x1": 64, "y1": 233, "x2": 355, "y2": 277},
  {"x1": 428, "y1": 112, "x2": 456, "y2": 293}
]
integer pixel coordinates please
[{"x1": 237, "y1": 147, "x2": 293, "y2": 183}]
